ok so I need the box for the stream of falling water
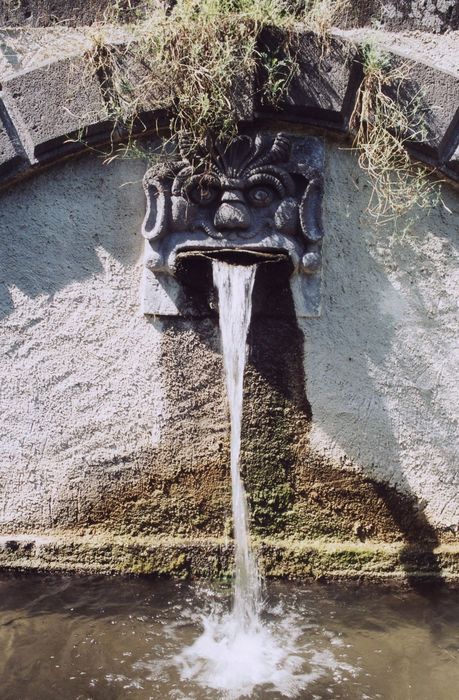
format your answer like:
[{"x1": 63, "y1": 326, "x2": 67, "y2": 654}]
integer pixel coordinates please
[
  {"x1": 176, "y1": 261, "x2": 333, "y2": 698},
  {"x1": 212, "y1": 260, "x2": 261, "y2": 625}
]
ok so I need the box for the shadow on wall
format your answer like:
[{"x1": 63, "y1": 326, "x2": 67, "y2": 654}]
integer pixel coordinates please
[
  {"x1": 0, "y1": 154, "x2": 147, "y2": 318},
  {"x1": 302, "y1": 143, "x2": 459, "y2": 583}
]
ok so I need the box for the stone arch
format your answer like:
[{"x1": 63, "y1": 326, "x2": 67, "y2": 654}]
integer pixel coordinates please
[{"x1": 1, "y1": 30, "x2": 458, "y2": 190}]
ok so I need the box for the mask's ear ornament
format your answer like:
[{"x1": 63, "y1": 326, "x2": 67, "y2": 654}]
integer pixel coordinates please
[{"x1": 140, "y1": 132, "x2": 325, "y2": 317}]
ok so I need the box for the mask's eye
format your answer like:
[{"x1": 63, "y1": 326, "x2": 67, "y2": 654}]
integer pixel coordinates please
[
  {"x1": 247, "y1": 186, "x2": 275, "y2": 207},
  {"x1": 189, "y1": 185, "x2": 219, "y2": 205}
]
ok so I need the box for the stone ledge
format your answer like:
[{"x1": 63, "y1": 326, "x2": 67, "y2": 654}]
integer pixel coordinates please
[
  {"x1": 1, "y1": 1, "x2": 457, "y2": 33},
  {"x1": 1, "y1": 534, "x2": 458, "y2": 582}
]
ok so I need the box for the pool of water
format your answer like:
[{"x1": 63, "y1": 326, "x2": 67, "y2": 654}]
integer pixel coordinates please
[{"x1": 0, "y1": 573, "x2": 458, "y2": 700}]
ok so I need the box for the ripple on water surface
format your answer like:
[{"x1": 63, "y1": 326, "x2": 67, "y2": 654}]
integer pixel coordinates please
[{"x1": 0, "y1": 574, "x2": 458, "y2": 700}]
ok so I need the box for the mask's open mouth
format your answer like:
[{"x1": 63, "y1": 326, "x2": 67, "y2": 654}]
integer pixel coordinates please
[
  {"x1": 175, "y1": 248, "x2": 293, "y2": 291},
  {"x1": 191, "y1": 248, "x2": 287, "y2": 266}
]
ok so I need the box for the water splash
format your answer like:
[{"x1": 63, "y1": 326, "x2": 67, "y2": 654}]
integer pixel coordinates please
[{"x1": 178, "y1": 606, "x2": 327, "y2": 699}]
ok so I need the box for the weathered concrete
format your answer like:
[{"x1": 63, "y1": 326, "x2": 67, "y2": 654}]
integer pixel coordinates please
[
  {"x1": 303, "y1": 143, "x2": 459, "y2": 535},
  {"x1": 1, "y1": 534, "x2": 458, "y2": 581},
  {"x1": 0, "y1": 155, "x2": 164, "y2": 529},
  {"x1": 0, "y1": 138, "x2": 457, "y2": 579},
  {"x1": 2, "y1": 57, "x2": 109, "y2": 162}
]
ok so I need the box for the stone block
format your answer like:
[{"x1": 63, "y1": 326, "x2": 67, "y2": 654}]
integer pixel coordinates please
[
  {"x1": 384, "y1": 56, "x2": 459, "y2": 159},
  {"x1": 445, "y1": 143, "x2": 459, "y2": 180},
  {"x1": 257, "y1": 30, "x2": 361, "y2": 128},
  {"x1": 0, "y1": 0, "x2": 164, "y2": 27},
  {"x1": 3, "y1": 57, "x2": 110, "y2": 162},
  {"x1": 380, "y1": 0, "x2": 459, "y2": 33},
  {"x1": 232, "y1": 72, "x2": 256, "y2": 124},
  {"x1": 112, "y1": 44, "x2": 253, "y2": 126},
  {"x1": 0, "y1": 118, "x2": 19, "y2": 172},
  {"x1": 0, "y1": 99, "x2": 24, "y2": 178},
  {"x1": 109, "y1": 48, "x2": 174, "y2": 117}
]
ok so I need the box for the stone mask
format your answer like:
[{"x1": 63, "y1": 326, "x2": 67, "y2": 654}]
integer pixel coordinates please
[{"x1": 141, "y1": 132, "x2": 325, "y2": 317}]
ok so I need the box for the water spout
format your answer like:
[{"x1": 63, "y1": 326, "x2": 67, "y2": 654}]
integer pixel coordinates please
[
  {"x1": 212, "y1": 260, "x2": 260, "y2": 626},
  {"x1": 176, "y1": 261, "x2": 317, "y2": 698}
]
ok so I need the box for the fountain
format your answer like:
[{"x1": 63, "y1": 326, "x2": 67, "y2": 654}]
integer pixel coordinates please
[
  {"x1": 212, "y1": 260, "x2": 260, "y2": 626},
  {"x1": 174, "y1": 259, "x2": 354, "y2": 698},
  {"x1": 137, "y1": 131, "x2": 328, "y2": 695},
  {"x1": 0, "y1": 129, "x2": 457, "y2": 700}
]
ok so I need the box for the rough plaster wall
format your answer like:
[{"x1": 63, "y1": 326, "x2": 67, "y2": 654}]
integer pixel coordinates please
[
  {"x1": 0, "y1": 156, "x2": 165, "y2": 529},
  {"x1": 303, "y1": 144, "x2": 459, "y2": 530},
  {"x1": 381, "y1": 0, "x2": 458, "y2": 32},
  {"x1": 0, "y1": 143, "x2": 458, "y2": 537}
]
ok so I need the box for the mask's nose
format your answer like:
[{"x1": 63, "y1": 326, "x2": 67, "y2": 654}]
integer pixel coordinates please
[{"x1": 214, "y1": 190, "x2": 250, "y2": 231}]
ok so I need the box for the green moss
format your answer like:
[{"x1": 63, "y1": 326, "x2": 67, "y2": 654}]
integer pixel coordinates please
[
  {"x1": 156, "y1": 553, "x2": 189, "y2": 578},
  {"x1": 98, "y1": 489, "x2": 230, "y2": 539},
  {"x1": 258, "y1": 542, "x2": 399, "y2": 579},
  {"x1": 248, "y1": 483, "x2": 294, "y2": 533},
  {"x1": 1, "y1": 533, "x2": 458, "y2": 580}
]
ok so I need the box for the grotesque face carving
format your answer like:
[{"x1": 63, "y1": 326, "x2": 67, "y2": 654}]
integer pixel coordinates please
[
  {"x1": 142, "y1": 132, "x2": 324, "y2": 274},
  {"x1": 167, "y1": 134, "x2": 299, "y2": 242}
]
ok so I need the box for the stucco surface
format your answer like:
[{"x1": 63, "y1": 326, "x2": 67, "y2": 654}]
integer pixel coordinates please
[
  {"x1": 303, "y1": 144, "x2": 459, "y2": 530},
  {"x1": 0, "y1": 156, "x2": 165, "y2": 528},
  {"x1": 0, "y1": 140, "x2": 458, "y2": 573}
]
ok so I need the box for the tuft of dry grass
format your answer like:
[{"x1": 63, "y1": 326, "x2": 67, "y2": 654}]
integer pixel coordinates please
[
  {"x1": 81, "y1": 4, "x2": 441, "y2": 225},
  {"x1": 82, "y1": 0, "x2": 353, "y2": 160},
  {"x1": 302, "y1": 0, "x2": 350, "y2": 40},
  {"x1": 350, "y1": 43, "x2": 441, "y2": 225},
  {"x1": 84, "y1": 0, "x2": 299, "y2": 158}
]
